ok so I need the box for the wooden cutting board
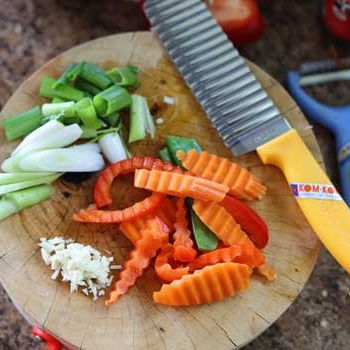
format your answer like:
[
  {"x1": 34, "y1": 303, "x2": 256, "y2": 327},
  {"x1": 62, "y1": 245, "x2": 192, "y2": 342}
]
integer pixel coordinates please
[{"x1": 0, "y1": 32, "x2": 321, "y2": 350}]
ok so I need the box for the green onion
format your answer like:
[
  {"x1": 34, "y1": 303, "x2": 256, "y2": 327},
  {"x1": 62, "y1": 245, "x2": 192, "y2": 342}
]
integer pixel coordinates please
[
  {"x1": 159, "y1": 147, "x2": 174, "y2": 163},
  {"x1": 119, "y1": 128, "x2": 132, "y2": 158},
  {"x1": 104, "y1": 112, "x2": 120, "y2": 127},
  {"x1": 190, "y1": 207, "x2": 218, "y2": 251},
  {"x1": 0, "y1": 200, "x2": 19, "y2": 221},
  {"x1": 93, "y1": 85, "x2": 132, "y2": 117},
  {"x1": 2, "y1": 106, "x2": 43, "y2": 141},
  {"x1": 80, "y1": 127, "x2": 98, "y2": 139},
  {"x1": 0, "y1": 184, "x2": 54, "y2": 221},
  {"x1": 166, "y1": 136, "x2": 202, "y2": 167},
  {"x1": 75, "y1": 98, "x2": 101, "y2": 129},
  {"x1": 79, "y1": 62, "x2": 113, "y2": 90},
  {"x1": 53, "y1": 63, "x2": 82, "y2": 88},
  {"x1": 0, "y1": 172, "x2": 56, "y2": 185},
  {"x1": 129, "y1": 94, "x2": 146, "y2": 143},
  {"x1": 0, "y1": 173, "x2": 61, "y2": 196},
  {"x1": 106, "y1": 66, "x2": 140, "y2": 88},
  {"x1": 144, "y1": 97, "x2": 155, "y2": 139},
  {"x1": 52, "y1": 97, "x2": 66, "y2": 103},
  {"x1": 81, "y1": 126, "x2": 121, "y2": 141},
  {"x1": 40, "y1": 76, "x2": 85, "y2": 102},
  {"x1": 74, "y1": 78, "x2": 102, "y2": 96},
  {"x1": 4, "y1": 184, "x2": 54, "y2": 210},
  {"x1": 42, "y1": 101, "x2": 76, "y2": 118}
]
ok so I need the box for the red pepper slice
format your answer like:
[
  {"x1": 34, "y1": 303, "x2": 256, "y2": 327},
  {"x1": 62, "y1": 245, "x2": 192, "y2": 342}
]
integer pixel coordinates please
[
  {"x1": 155, "y1": 244, "x2": 190, "y2": 282},
  {"x1": 220, "y1": 195, "x2": 269, "y2": 248},
  {"x1": 73, "y1": 192, "x2": 165, "y2": 223},
  {"x1": 106, "y1": 217, "x2": 169, "y2": 305},
  {"x1": 94, "y1": 157, "x2": 181, "y2": 208},
  {"x1": 188, "y1": 243, "x2": 264, "y2": 272}
]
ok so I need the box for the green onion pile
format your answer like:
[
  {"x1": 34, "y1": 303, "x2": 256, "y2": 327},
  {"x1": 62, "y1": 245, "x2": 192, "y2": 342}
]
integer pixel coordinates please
[{"x1": 0, "y1": 61, "x2": 157, "y2": 221}]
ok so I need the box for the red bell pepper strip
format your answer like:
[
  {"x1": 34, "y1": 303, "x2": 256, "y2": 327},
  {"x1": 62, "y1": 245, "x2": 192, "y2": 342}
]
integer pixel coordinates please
[
  {"x1": 155, "y1": 244, "x2": 190, "y2": 282},
  {"x1": 73, "y1": 192, "x2": 164, "y2": 223},
  {"x1": 94, "y1": 157, "x2": 182, "y2": 208},
  {"x1": 106, "y1": 216, "x2": 169, "y2": 305},
  {"x1": 188, "y1": 243, "x2": 265, "y2": 272},
  {"x1": 173, "y1": 198, "x2": 197, "y2": 262},
  {"x1": 220, "y1": 194, "x2": 269, "y2": 248}
]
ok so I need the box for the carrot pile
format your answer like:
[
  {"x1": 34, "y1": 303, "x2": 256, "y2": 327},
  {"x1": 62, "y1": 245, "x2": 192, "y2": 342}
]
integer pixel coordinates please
[{"x1": 74, "y1": 144, "x2": 276, "y2": 307}]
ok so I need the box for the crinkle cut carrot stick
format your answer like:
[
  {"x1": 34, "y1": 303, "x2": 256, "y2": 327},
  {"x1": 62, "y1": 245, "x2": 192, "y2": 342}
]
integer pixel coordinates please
[
  {"x1": 134, "y1": 169, "x2": 229, "y2": 203},
  {"x1": 256, "y1": 263, "x2": 277, "y2": 281},
  {"x1": 94, "y1": 157, "x2": 182, "y2": 208},
  {"x1": 177, "y1": 149, "x2": 267, "y2": 200},
  {"x1": 106, "y1": 217, "x2": 169, "y2": 306},
  {"x1": 155, "y1": 244, "x2": 190, "y2": 282},
  {"x1": 192, "y1": 200, "x2": 252, "y2": 246},
  {"x1": 119, "y1": 197, "x2": 177, "y2": 244},
  {"x1": 173, "y1": 198, "x2": 197, "y2": 262},
  {"x1": 153, "y1": 262, "x2": 252, "y2": 306},
  {"x1": 188, "y1": 243, "x2": 265, "y2": 271}
]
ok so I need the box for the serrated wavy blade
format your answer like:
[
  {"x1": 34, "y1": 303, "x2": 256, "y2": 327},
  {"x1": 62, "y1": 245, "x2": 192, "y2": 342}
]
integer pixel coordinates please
[{"x1": 144, "y1": 0, "x2": 291, "y2": 155}]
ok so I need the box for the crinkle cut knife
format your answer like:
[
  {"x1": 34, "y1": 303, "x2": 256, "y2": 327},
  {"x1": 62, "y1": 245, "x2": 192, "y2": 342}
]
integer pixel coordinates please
[{"x1": 144, "y1": 0, "x2": 350, "y2": 273}]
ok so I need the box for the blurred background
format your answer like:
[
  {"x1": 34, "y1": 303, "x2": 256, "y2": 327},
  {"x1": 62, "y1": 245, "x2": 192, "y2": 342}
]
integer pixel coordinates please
[{"x1": 0, "y1": 0, "x2": 349, "y2": 349}]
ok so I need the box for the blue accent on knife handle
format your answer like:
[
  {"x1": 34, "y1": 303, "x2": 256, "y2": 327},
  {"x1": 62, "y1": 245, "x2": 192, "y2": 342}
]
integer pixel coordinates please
[{"x1": 286, "y1": 71, "x2": 350, "y2": 206}]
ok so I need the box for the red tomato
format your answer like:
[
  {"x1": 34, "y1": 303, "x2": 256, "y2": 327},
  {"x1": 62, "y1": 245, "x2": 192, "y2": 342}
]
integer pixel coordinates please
[{"x1": 207, "y1": 0, "x2": 265, "y2": 46}]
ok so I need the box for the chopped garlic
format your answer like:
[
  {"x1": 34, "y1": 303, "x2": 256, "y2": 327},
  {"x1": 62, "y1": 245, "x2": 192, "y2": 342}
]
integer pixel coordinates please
[
  {"x1": 156, "y1": 117, "x2": 164, "y2": 125},
  {"x1": 39, "y1": 237, "x2": 114, "y2": 300},
  {"x1": 163, "y1": 96, "x2": 175, "y2": 105}
]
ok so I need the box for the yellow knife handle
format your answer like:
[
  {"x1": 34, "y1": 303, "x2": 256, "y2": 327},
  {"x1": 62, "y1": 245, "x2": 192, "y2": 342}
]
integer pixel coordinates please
[{"x1": 257, "y1": 129, "x2": 350, "y2": 273}]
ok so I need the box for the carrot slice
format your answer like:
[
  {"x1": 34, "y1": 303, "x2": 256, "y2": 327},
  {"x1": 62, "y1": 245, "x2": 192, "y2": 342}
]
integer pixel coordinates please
[
  {"x1": 256, "y1": 263, "x2": 277, "y2": 281},
  {"x1": 134, "y1": 169, "x2": 229, "y2": 202},
  {"x1": 155, "y1": 244, "x2": 190, "y2": 282},
  {"x1": 153, "y1": 262, "x2": 252, "y2": 306},
  {"x1": 177, "y1": 149, "x2": 266, "y2": 200},
  {"x1": 94, "y1": 157, "x2": 182, "y2": 208},
  {"x1": 173, "y1": 198, "x2": 197, "y2": 262},
  {"x1": 119, "y1": 198, "x2": 177, "y2": 244},
  {"x1": 188, "y1": 243, "x2": 265, "y2": 271},
  {"x1": 73, "y1": 192, "x2": 165, "y2": 223},
  {"x1": 192, "y1": 199, "x2": 252, "y2": 246},
  {"x1": 106, "y1": 217, "x2": 169, "y2": 306}
]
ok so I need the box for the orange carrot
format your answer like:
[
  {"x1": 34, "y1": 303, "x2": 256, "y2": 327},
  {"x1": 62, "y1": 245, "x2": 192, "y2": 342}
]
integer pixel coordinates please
[
  {"x1": 153, "y1": 262, "x2": 252, "y2": 306},
  {"x1": 134, "y1": 169, "x2": 229, "y2": 203},
  {"x1": 119, "y1": 216, "x2": 149, "y2": 245},
  {"x1": 177, "y1": 149, "x2": 267, "y2": 200},
  {"x1": 119, "y1": 197, "x2": 177, "y2": 245},
  {"x1": 256, "y1": 263, "x2": 277, "y2": 281},
  {"x1": 188, "y1": 243, "x2": 265, "y2": 271},
  {"x1": 155, "y1": 244, "x2": 190, "y2": 282},
  {"x1": 192, "y1": 199, "x2": 252, "y2": 246},
  {"x1": 94, "y1": 157, "x2": 182, "y2": 208},
  {"x1": 106, "y1": 217, "x2": 169, "y2": 306},
  {"x1": 73, "y1": 192, "x2": 165, "y2": 224},
  {"x1": 173, "y1": 198, "x2": 197, "y2": 262}
]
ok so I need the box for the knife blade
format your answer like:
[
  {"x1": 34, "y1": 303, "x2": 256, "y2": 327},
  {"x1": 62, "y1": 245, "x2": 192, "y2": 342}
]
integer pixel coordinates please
[{"x1": 144, "y1": 0, "x2": 350, "y2": 273}]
